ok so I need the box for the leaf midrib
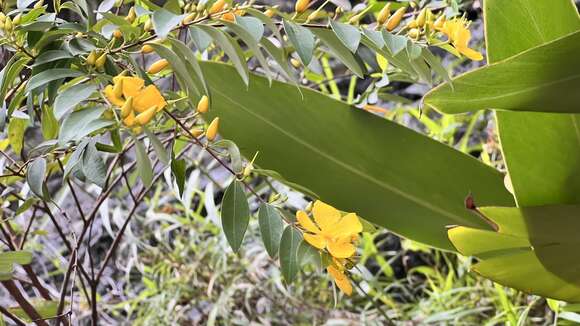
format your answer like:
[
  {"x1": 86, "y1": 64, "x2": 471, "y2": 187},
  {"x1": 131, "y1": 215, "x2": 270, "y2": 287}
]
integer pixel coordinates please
[{"x1": 213, "y1": 88, "x2": 468, "y2": 225}]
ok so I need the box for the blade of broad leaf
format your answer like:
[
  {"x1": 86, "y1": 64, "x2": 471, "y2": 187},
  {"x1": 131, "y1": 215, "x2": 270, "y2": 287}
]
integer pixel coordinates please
[
  {"x1": 135, "y1": 138, "x2": 153, "y2": 187},
  {"x1": 58, "y1": 106, "x2": 113, "y2": 145},
  {"x1": 235, "y1": 16, "x2": 264, "y2": 42},
  {"x1": 8, "y1": 117, "x2": 27, "y2": 156},
  {"x1": 144, "y1": 127, "x2": 170, "y2": 165},
  {"x1": 258, "y1": 203, "x2": 285, "y2": 258},
  {"x1": 27, "y1": 158, "x2": 47, "y2": 199},
  {"x1": 279, "y1": 226, "x2": 303, "y2": 283},
  {"x1": 41, "y1": 105, "x2": 58, "y2": 140},
  {"x1": 31, "y1": 50, "x2": 72, "y2": 67},
  {"x1": 9, "y1": 300, "x2": 59, "y2": 323},
  {"x1": 297, "y1": 241, "x2": 321, "y2": 269},
  {"x1": 283, "y1": 20, "x2": 315, "y2": 66},
  {"x1": 171, "y1": 158, "x2": 186, "y2": 197},
  {"x1": 484, "y1": 0, "x2": 580, "y2": 206},
  {"x1": 54, "y1": 83, "x2": 97, "y2": 120},
  {"x1": 189, "y1": 26, "x2": 212, "y2": 52},
  {"x1": 221, "y1": 180, "x2": 251, "y2": 252},
  {"x1": 449, "y1": 204, "x2": 580, "y2": 302},
  {"x1": 421, "y1": 48, "x2": 452, "y2": 87},
  {"x1": 1, "y1": 55, "x2": 30, "y2": 103},
  {"x1": 382, "y1": 31, "x2": 407, "y2": 56},
  {"x1": 25, "y1": 68, "x2": 83, "y2": 92},
  {"x1": 194, "y1": 25, "x2": 250, "y2": 86},
  {"x1": 152, "y1": 8, "x2": 184, "y2": 38},
  {"x1": 213, "y1": 139, "x2": 242, "y2": 173},
  {"x1": 330, "y1": 20, "x2": 361, "y2": 53},
  {"x1": 64, "y1": 140, "x2": 88, "y2": 180},
  {"x1": 310, "y1": 28, "x2": 366, "y2": 78},
  {"x1": 201, "y1": 62, "x2": 513, "y2": 251},
  {"x1": 260, "y1": 37, "x2": 295, "y2": 82},
  {"x1": 0, "y1": 251, "x2": 33, "y2": 265},
  {"x1": 82, "y1": 141, "x2": 107, "y2": 187}
]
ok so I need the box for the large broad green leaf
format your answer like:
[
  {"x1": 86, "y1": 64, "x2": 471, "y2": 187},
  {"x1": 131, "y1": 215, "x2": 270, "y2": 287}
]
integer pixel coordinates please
[
  {"x1": 449, "y1": 205, "x2": 580, "y2": 302},
  {"x1": 201, "y1": 62, "x2": 514, "y2": 251},
  {"x1": 423, "y1": 30, "x2": 580, "y2": 114}
]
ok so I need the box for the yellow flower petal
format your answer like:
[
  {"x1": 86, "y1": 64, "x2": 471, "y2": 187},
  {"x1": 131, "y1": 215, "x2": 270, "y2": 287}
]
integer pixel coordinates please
[
  {"x1": 104, "y1": 85, "x2": 125, "y2": 107},
  {"x1": 327, "y1": 239, "x2": 356, "y2": 258},
  {"x1": 303, "y1": 233, "x2": 326, "y2": 249},
  {"x1": 327, "y1": 266, "x2": 352, "y2": 295},
  {"x1": 331, "y1": 213, "x2": 363, "y2": 238},
  {"x1": 312, "y1": 201, "x2": 340, "y2": 230},
  {"x1": 133, "y1": 85, "x2": 167, "y2": 113},
  {"x1": 458, "y1": 46, "x2": 483, "y2": 61},
  {"x1": 120, "y1": 76, "x2": 145, "y2": 98},
  {"x1": 297, "y1": 210, "x2": 320, "y2": 233}
]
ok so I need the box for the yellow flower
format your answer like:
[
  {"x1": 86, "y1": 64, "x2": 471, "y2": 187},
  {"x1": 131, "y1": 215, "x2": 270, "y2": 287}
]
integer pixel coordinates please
[
  {"x1": 104, "y1": 75, "x2": 167, "y2": 113},
  {"x1": 437, "y1": 17, "x2": 483, "y2": 61},
  {"x1": 327, "y1": 260, "x2": 353, "y2": 295},
  {"x1": 297, "y1": 201, "x2": 362, "y2": 259}
]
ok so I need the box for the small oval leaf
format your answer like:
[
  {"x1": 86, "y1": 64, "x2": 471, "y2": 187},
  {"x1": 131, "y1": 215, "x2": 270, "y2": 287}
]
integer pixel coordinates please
[
  {"x1": 221, "y1": 180, "x2": 250, "y2": 252},
  {"x1": 258, "y1": 203, "x2": 285, "y2": 258},
  {"x1": 279, "y1": 226, "x2": 303, "y2": 283}
]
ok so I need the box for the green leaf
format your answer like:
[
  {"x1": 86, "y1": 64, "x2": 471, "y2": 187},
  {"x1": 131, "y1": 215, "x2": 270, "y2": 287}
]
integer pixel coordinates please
[
  {"x1": 221, "y1": 180, "x2": 250, "y2": 252},
  {"x1": 297, "y1": 241, "x2": 321, "y2": 270},
  {"x1": 168, "y1": 38, "x2": 209, "y2": 98},
  {"x1": 260, "y1": 38, "x2": 295, "y2": 82},
  {"x1": 449, "y1": 204, "x2": 580, "y2": 302},
  {"x1": 27, "y1": 158, "x2": 47, "y2": 199},
  {"x1": 144, "y1": 127, "x2": 169, "y2": 165},
  {"x1": 41, "y1": 105, "x2": 59, "y2": 139},
  {"x1": 82, "y1": 141, "x2": 107, "y2": 188},
  {"x1": 244, "y1": 8, "x2": 282, "y2": 41},
  {"x1": 31, "y1": 50, "x2": 72, "y2": 67},
  {"x1": 213, "y1": 139, "x2": 242, "y2": 173},
  {"x1": 54, "y1": 83, "x2": 97, "y2": 120},
  {"x1": 424, "y1": 31, "x2": 580, "y2": 114},
  {"x1": 0, "y1": 55, "x2": 31, "y2": 102},
  {"x1": 193, "y1": 25, "x2": 249, "y2": 86},
  {"x1": 421, "y1": 48, "x2": 452, "y2": 87},
  {"x1": 26, "y1": 68, "x2": 83, "y2": 92},
  {"x1": 310, "y1": 28, "x2": 366, "y2": 78},
  {"x1": 63, "y1": 140, "x2": 88, "y2": 180},
  {"x1": 135, "y1": 138, "x2": 153, "y2": 187},
  {"x1": 258, "y1": 203, "x2": 285, "y2": 258},
  {"x1": 171, "y1": 158, "x2": 186, "y2": 197},
  {"x1": 235, "y1": 16, "x2": 264, "y2": 42},
  {"x1": 483, "y1": 0, "x2": 580, "y2": 207},
  {"x1": 8, "y1": 116, "x2": 27, "y2": 156},
  {"x1": 383, "y1": 31, "x2": 407, "y2": 55},
  {"x1": 0, "y1": 251, "x2": 33, "y2": 281},
  {"x1": 283, "y1": 20, "x2": 315, "y2": 66},
  {"x1": 59, "y1": 106, "x2": 113, "y2": 145},
  {"x1": 330, "y1": 20, "x2": 361, "y2": 53},
  {"x1": 152, "y1": 9, "x2": 184, "y2": 38},
  {"x1": 279, "y1": 226, "x2": 302, "y2": 283},
  {"x1": 201, "y1": 62, "x2": 513, "y2": 250},
  {"x1": 189, "y1": 26, "x2": 212, "y2": 52},
  {"x1": 8, "y1": 300, "x2": 59, "y2": 322}
]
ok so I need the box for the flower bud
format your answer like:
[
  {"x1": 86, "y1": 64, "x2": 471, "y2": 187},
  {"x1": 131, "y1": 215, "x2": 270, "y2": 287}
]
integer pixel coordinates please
[
  {"x1": 147, "y1": 59, "x2": 169, "y2": 74},
  {"x1": 13, "y1": 13, "x2": 22, "y2": 25},
  {"x1": 141, "y1": 44, "x2": 154, "y2": 53},
  {"x1": 221, "y1": 12, "x2": 235, "y2": 22},
  {"x1": 197, "y1": 95, "x2": 209, "y2": 113},
  {"x1": 126, "y1": 7, "x2": 136, "y2": 23},
  {"x1": 243, "y1": 163, "x2": 253, "y2": 178},
  {"x1": 408, "y1": 28, "x2": 420, "y2": 39},
  {"x1": 295, "y1": 0, "x2": 309, "y2": 14},
  {"x1": 386, "y1": 7, "x2": 406, "y2": 31},
  {"x1": 209, "y1": 0, "x2": 226, "y2": 15},
  {"x1": 377, "y1": 3, "x2": 391, "y2": 25},
  {"x1": 113, "y1": 79, "x2": 124, "y2": 98},
  {"x1": 183, "y1": 12, "x2": 196, "y2": 25},
  {"x1": 290, "y1": 58, "x2": 301, "y2": 68},
  {"x1": 86, "y1": 51, "x2": 97, "y2": 65},
  {"x1": 264, "y1": 8, "x2": 276, "y2": 18},
  {"x1": 206, "y1": 117, "x2": 219, "y2": 141},
  {"x1": 0, "y1": 13, "x2": 6, "y2": 23},
  {"x1": 4, "y1": 17, "x2": 13, "y2": 32},
  {"x1": 113, "y1": 29, "x2": 122, "y2": 39},
  {"x1": 144, "y1": 19, "x2": 153, "y2": 32},
  {"x1": 34, "y1": 0, "x2": 44, "y2": 8},
  {"x1": 416, "y1": 8, "x2": 428, "y2": 27},
  {"x1": 433, "y1": 15, "x2": 446, "y2": 29},
  {"x1": 121, "y1": 96, "x2": 133, "y2": 118},
  {"x1": 135, "y1": 105, "x2": 157, "y2": 125},
  {"x1": 95, "y1": 53, "x2": 107, "y2": 69},
  {"x1": 190, "y1": 128, "x2": 204, "y2": 138}
]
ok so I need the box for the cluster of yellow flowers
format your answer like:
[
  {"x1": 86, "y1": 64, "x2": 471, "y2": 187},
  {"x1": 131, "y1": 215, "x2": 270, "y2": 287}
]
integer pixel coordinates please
[
  {"x1": 297, "y1": 201, "x2": 362, "y2": 295},
  {"x1": 104, "y1": 75, "x2": 167, "y2": 130}
]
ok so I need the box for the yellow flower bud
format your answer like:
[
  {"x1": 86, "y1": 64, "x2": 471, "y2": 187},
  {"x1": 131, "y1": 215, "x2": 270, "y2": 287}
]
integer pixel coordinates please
[
  {"x1": 348, "y1": 12, "x2": 364, "y2": 25},
  {"x1": 0, "y1": 22, "x2": 4, "y2": 30},
  {"x1": 295, "y1": 0, "x2": 309, "y2": 14},
  {"x1": 121, "y1": 96, "x2": 133, "y2": 118},
  {"x1": 147, "y1": 59, "x2": 169, "y2": 74},
  {"x1": 126, "y1": 7, "x2": 136, "y2": 23},
  {"x1": 0, "y1": 13, "x2": 6, "y2": 23},
  {"x1": 182, "y1": 12, "x2": 196, "y2": 25},
  {"x1": 221, "y1": 12, "x2": 235, "y2": 22},
  {"x1": 13, "y1": 13, "x2": 22, "y2": 25},
  {"x1": 123, "y1": 111, "x2": 136, "y2": 127},
  {"x1": 141, "y1": 44, "x2": 154, "y2": 54},
  {"x1": 290, "y1": 58, "x2": 301, "y2": 68},
  {"x1": 113, "y1": 80, "x2": 124, "y2": 99},
  {"x1": 206, "y1": 117, "x2": 219, "y2": 141},
  {"x1": 416, "y1": 8, "x2": 428, "y2": 27},
  {"x1": 406, "y1": 19, "x2": 417, "y2": 29},
  {"x1": 95, "y1": 53, "x2": 107, "y2": 69},
  {"x1": 433, "y1": 14, "x2": 446, "y2": 29},
  {"x1": 196, "y1": 2, "x2": 205, "y2": 12},
  {"x1": 264, "y1": 9, "x2": 276, "y2": 18},
  {"x1": 103, "y1": 109, "x2": 115, "y2": 120},
  {"x1": 4, "y1": 17, "x2": 13, "y2": 32},
  {"x1": 144, "y1": 19, "x2": 153, "y2": 32},
  {"x1": 113, "y1": 29, "x2": 122, "y2": 39},
  {"x1": 386, "y1": 7, "x2": 406, "y2": 31},
  {"x1": 243, "y1": 163, "x2": 253, "y2": 178},
  {"x1": 209, "y1": 0, "x2": 226, "y2": 15},
  {"x1": 408, "y1": 28, "x2": 420, "y2": 39},
  {"x1": 190, "y1": 127, "x2": 204, "y2": 138},
  {"x1": 135, "y1": 105, "x2": 157, "y2": 125},
  {"x1": 34, "y1": 0, "x2": 44, "y2": 8},
  {"x1": 197, "y1": 95, "x2": 209, "y2": 113},
  {"x1": 377, "y1": 3, "x2": 391, "y2": 25}
]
